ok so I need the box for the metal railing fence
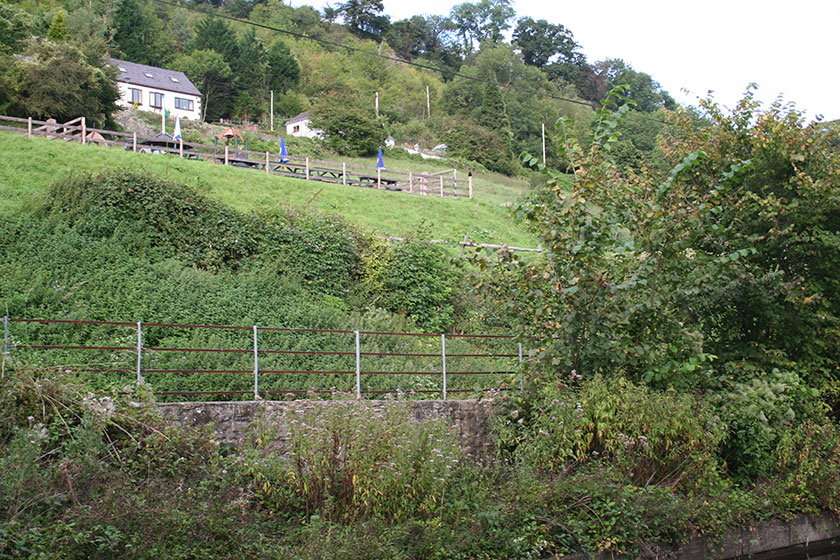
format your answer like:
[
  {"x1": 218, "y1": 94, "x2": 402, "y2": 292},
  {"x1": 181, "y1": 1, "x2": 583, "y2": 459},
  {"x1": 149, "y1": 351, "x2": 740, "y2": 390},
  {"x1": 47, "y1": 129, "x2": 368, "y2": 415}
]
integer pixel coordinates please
[{"x1": 1, "y1": 316, "x2": 523, "y2": 400}]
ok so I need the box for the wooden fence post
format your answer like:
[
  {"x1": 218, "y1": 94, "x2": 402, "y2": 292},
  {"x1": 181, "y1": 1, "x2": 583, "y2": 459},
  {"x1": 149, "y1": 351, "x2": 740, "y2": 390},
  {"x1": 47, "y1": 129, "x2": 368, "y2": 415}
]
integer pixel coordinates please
[
  {"x1": 305, "y1": 157, "x2": 310, "y2": 180},
  {"x1": 409, "y1": 172, "x2": 413, "y2": 193},
  {"x1": 440, "y1": 176, "x2": 444, "y2": 197},
  {"x1": 265, "y1": 151, "x2": 270, "y2": 173},
  {"x1": 80, "y1": 117, "x2": 86, "y2": 145},
  {"x1": 27, "y1": 117, "x2": 31, "y2": 137},
  {"x1": 377, "y1": 168, "x2": 381, "y2": 189},
  {"x1": 224, "y1": 145, "x2": 229, "y2": 165},
  {"x1": 179, "y1": 139, "x2": 183, "y2": 158},
  {"x1": 342, "y1": 162, "x2": 347, "y2": 185},
  {"x1": 132, "y1": 132, "x2": 137, "y2": 152},
  {"x1": 468, "y1": 175, "x2": 473, "y2": 199}
]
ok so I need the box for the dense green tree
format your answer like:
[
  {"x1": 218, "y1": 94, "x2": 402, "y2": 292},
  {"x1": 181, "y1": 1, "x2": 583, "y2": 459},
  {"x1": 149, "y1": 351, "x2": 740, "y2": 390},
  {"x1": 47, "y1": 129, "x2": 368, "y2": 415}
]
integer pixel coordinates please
[
  {"x1": 310, "y1": 93, "x2": 383, "y2": 156},
  {"x1": 45, "y1": 10, "x2": 68, "y2": 42},
  {"x1": 111, "y1": 0, "x2": 170, "y2": 66},
  {"x1": 189, "y1": 17, "x2": 239, "y2": 120},
  {"x1": 233, "y1": 28, "x2": 267, "y2": 120},
  {"x1": 191, "y1": 16, "x2": 239, "y2": 63},
  {"x1": 512, "y1": 17, "x2": 582, "y2": 69},
  {"x1": 449, "y1": 0, "x2": 514, "y2": 53},
  {"x1": 595, "y1": 58, "x2": 676, "y2": 112},
  {"x1": 267, "y1": 39, "x2": 300, "y2": 94},
  {"x1": 333, "y1": 0, "x2": 390, "y2": 40},
  {"x1": 173, "y1": 49, "x2": 232, "y2": 121},
  {"x1": 0, "y1": 39, "x2": 119, "y2": 126},
  {"x1": 0, "y1": 4, "x2": 36, "y2": 54}
]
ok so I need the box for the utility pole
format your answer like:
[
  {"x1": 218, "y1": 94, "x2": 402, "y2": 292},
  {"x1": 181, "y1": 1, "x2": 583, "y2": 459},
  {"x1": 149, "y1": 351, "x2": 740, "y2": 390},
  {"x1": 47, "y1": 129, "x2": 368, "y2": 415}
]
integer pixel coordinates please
[
  {"x1": 542, "y1": 122, "x2": 546, "y2": 165},
  {"x1": 270, "y1": 90, "x2": 274, "y2": 131},
  {"x1": 375, "y1": 91, "x2": 379, "y2": 119},
  {"x1": 426, "y1": 85, "x2": 431, "y2": 119}
]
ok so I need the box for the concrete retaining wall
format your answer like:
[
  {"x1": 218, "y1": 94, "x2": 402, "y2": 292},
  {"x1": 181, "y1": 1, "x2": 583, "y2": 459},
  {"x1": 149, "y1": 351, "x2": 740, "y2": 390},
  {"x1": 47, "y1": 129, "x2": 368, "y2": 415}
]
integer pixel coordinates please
[{"x1": 156, "y1": 398, "x2": 495, "y2": 460}]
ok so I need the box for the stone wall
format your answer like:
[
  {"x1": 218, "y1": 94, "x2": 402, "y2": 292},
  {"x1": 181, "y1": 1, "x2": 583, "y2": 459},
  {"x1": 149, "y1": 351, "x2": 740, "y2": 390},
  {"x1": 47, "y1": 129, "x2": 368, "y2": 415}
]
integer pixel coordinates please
[{"x1": 156, "y1": 398, "x2": 495, "y2": 460}]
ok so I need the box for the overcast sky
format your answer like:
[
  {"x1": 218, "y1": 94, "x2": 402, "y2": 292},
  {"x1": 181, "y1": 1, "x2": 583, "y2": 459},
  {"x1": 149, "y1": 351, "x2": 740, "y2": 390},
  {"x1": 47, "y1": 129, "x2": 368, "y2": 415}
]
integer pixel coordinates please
[{"x1": 291, "y1": 0, "x2": 838, "y2": 121}]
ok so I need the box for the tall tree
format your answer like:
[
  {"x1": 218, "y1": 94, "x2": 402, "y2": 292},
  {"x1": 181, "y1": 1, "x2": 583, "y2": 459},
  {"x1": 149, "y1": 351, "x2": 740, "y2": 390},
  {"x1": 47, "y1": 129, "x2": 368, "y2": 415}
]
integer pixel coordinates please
[
  {"x1": 46, "y1": 11, "x2": 69, "y2": 42},
  {"x1": 266, "y1": 39, "x2": 300, "y2": 94},
  {"x1": 334, "y1": 0, "x2": 390, "y2": 40},
  {"x1": 450, "y1": 0, "x2": 514, "y2": 53},
  {"x1": 513, "y1": 17, "x2": 584, "y2": 70},
  {"x1": 1, "y1": 39, "x2": 119, "y2": 126},
  {"x1": 594, "y1": 58, "x2": 676, "y2": 113},
  {"x1": 190, "y1": 17, "x2": 239, "y2": 119},
  {"x1": 173, "y1": 49, "x2": 232, "y2": 121},
  {"x1": 233, "y1": 28, "x2": 267, "y2": 120}
]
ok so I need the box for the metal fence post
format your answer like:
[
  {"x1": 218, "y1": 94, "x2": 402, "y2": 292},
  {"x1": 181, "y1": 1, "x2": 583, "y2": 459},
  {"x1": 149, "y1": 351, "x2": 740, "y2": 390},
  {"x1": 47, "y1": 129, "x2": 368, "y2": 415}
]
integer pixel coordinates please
[
  {"x1": 2, "y1": 316, "x2": 9, "y2": 377},
  {"x1": 518, "y1": 342, "x2": 524, "y2": 392},
  {"x1": 136, "y1": 321, "x2": 143, "y2": 385},
  {"x1": 441, "y1": 334, "x2": 447, "y2": 400},
  {"x1": 253, "y1": 325, "x2": 260, "y2": 400},
  {"x1": 355, "y1": 330, "x2": 361, "y2": 399}
]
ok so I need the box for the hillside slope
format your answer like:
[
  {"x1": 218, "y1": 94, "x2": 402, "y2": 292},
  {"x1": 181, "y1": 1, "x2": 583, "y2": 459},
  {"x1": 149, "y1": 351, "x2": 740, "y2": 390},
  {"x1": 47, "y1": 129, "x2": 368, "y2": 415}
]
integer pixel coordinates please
[{"x1": 0, "y1": 132, "x2": 536, "y2": 248}]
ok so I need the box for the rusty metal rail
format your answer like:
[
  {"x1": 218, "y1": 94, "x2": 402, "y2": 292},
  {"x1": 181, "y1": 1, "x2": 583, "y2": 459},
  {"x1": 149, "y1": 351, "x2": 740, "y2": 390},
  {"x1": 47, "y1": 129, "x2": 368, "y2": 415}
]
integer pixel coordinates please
[{"x1": 2, "y1": 316, "x2": 523, "y2": 400}]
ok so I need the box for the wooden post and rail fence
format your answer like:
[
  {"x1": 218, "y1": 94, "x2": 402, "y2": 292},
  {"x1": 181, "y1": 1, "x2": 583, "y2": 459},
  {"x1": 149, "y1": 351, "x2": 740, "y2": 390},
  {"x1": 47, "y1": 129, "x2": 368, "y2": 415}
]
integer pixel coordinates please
[{"x1": 0, "y1": 115, "x2": 473, "y2": 199}]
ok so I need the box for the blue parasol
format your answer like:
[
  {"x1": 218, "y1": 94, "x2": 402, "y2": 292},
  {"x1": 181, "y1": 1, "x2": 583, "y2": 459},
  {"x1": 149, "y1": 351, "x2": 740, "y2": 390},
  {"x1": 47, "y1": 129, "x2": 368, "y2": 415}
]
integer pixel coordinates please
[
  {"x1": 279, "y1": 136, "x2": 289, "y2": 163},
  {"x1": 376, "y1": 146, "x2": 385, "y2": 169}
]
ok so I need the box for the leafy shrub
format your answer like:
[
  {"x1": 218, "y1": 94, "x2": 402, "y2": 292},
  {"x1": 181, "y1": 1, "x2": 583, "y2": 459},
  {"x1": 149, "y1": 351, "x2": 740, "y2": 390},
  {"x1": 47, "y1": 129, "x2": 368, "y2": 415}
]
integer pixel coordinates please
[
  {"x1": 364, "y1": 233, "x2": 462, "y2": 333},
  {"x1": 436, "y1": 117, "x2": 518, "y2": 176},
  {"x1": 310, "y1": 93, "x2": 384, "y2": 157},
  {"x1": 716, "y1": 369, "x2": 821, "y2": 483},
  {"x1": 494, "y1": 376, "x2": 725, "y2": 490},
  {"x1": 239, "y1": 398, "x2": 461, "y2": 524}
]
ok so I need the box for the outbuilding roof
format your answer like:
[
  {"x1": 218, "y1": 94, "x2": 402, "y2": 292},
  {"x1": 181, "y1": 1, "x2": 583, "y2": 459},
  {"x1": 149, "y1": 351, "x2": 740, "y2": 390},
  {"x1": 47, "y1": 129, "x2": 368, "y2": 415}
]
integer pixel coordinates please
[
  {"x1": 285, "y1": 111, "x2": 311, "y2": 126},
  {"x1": 109, "y1": 57, "x2": 201, "y2": 97}
]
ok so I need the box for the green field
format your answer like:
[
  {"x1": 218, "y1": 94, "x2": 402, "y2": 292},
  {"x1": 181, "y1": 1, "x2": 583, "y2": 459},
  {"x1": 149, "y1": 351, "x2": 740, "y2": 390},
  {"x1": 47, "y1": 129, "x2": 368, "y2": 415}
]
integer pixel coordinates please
[{"x1": 0, "y1": 132, "x2": 536, "y2": 248}]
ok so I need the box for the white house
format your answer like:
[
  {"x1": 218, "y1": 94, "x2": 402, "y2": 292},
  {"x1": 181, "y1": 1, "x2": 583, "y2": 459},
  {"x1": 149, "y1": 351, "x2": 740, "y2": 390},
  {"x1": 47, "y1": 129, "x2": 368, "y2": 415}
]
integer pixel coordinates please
[
  {"x1": 285, "y1": 111, "x2": 322, "y2": 138},
  {"x1": 110, "y1": 58, "x2": 202, "y2": 121}
]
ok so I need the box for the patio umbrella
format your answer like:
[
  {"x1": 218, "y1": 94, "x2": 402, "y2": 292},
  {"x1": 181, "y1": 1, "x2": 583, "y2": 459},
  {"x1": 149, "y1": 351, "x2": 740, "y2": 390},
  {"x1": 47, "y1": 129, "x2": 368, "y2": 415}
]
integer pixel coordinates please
[
  {"x1": 280, "y1": 136, "x2": 289, "y2": 163},
  {"x1": 173, "y1": 116, "x2": 182, "y2": 140},
  {"x1": 376, "y1": 146, "x2": 385, "y2": 169}
]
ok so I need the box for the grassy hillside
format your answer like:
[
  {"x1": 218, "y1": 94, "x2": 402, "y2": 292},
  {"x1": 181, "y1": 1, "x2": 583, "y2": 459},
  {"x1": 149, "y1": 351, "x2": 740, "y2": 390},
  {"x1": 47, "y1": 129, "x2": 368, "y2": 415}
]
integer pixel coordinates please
[{"x1": 0, "y1": 132, "x2": 536, "y2": 248}]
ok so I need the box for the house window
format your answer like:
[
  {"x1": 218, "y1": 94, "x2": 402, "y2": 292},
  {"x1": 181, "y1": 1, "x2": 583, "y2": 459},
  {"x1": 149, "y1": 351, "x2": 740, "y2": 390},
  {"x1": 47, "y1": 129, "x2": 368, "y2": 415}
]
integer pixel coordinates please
[
  {"x1": 174, "y1": 97, "x2": 193, "y2": 111},
  {"x1": 129, "y1": 88, "x2": 141, "y2": 104},
  {"x1": 150, "y1": 92, "x2": 163, "y2": 108},
  {"x1": 293, "y1": 125, "x2": 300, "y2": 133},
  {"x1": 144, "y1": 72, "x2": 154, "y2": 78},
  {"x1": 170, "y1": 76, "x2": 180, "y2": 83}
]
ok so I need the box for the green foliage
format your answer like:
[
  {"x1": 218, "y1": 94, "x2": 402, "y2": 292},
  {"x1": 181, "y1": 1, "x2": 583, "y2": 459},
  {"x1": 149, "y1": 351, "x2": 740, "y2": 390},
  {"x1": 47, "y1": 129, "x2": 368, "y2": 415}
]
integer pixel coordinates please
[
  {"x1": 494, "y1": 376, "x2": 725, "y2": 490},
  {"x1": 242, "y1": 398, "x2": 460, "y2": 524},
  {"x1": 437, "y1": 116, "x2": 517, "y2": 175},
  {"x1": 111, "y1": 0, "x2": 171, "y2": 67},
  {"x1": 267, "y1": 38, "x2": 301, "y2": 94},
  {"x1": 0, "y1": 39, "x2": 119, "y2": 127},
  {"x1": 45, "y1": 10, "x2": 68, "y2": 42},
  {"x1": 311, "y1": 93, "x2": 383, "y2": 156},
  {"x1": 364, "y1": 232, "x2": 462, "y2": 332},
  {"x1": 0, "y1": 4, "x2": 35, "y2": 55},
  {"x1": 172, "y1": 49, "x2": 232, "y2": 122}
]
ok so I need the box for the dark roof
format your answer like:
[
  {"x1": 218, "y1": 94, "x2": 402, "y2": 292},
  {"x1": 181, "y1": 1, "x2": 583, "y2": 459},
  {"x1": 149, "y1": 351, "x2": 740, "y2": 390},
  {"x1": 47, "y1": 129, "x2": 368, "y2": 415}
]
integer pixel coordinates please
[
  {"x1": 109, "y1": 57, "x2": 201, "y2": 97},
  {"x1": 285, "y1": 111, "x2": 311, "y2": 126}
]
